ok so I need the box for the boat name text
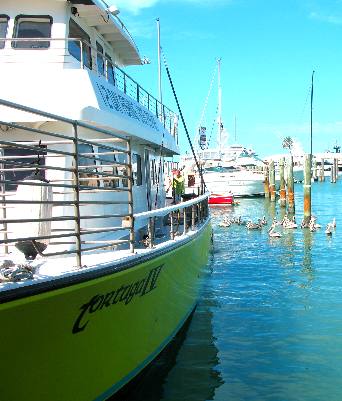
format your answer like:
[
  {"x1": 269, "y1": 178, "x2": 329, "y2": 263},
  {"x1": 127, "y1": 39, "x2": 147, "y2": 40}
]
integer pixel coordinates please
[{"x1": 72, "y1": 264, "x2": 163, "y2": 334}]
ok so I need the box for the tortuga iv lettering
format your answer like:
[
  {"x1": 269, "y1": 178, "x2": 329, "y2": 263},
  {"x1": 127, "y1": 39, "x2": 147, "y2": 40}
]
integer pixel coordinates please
[{"x1": 72, "y1": 264, "x2": 163, "y2": 334}]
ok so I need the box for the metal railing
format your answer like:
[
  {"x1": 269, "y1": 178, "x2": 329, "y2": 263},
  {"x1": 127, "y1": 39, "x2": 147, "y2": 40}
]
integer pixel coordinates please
[
  {"x1": 134, "y1": 193, "x2": 209, "y2": 248},
  {"x1": 0, "y1": 99, "x2": 208, "y2": 269},
  {"x1": 0, "y1": 99, "x2": 134, "y2": 267},
  {"x1": 1, "y1": 38, "x2": 179, "y2": 141}
]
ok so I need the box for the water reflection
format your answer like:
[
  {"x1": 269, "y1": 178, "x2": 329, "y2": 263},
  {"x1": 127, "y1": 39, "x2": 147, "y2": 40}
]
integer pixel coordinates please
[
  {"x1": 301, "y1": 228, "x2": 314, "y2": 286},
  {"x1": 159, "y1": 306, "x2": 223, "y2": 401},
  {"x1": 110, "y1": 293, "x2": 223, "y2": 401}
]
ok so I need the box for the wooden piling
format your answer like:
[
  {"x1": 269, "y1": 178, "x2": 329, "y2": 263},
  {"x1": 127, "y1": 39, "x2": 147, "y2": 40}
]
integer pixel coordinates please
[
  {"x1": 287, "y1": 156, "x2": 295, "y2": 213},
  {"x1": 319, "y1": 158, "x2": 325, "y2": 182},
  {"x1": 313, "y1": 158, "x2": 318, "y2": 181},
  {"x1": 331, "y1": 159, "x2": 336, "y2": 183},
  {"x1": 264, "y1": 165, "x2": 270, "y2": 198},
  {"x1": 335, "y1": 158, "x2": 339, "y2": 181},
  {"x1": 279, "y1": 157, "x2": 286, "y2": 207},
  {"x1": 303, "y1": 154, "x2": 312, "y2": 225},
  {"x1": 269, "y1": 160, "x2": 276, "y2": 202}
]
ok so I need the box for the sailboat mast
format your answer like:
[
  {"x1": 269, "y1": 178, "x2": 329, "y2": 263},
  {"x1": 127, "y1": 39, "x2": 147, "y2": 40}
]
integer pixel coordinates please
[
  {"x1": 310, "y1": 70, "x2": 315, "y2": 157},
  {"x1": 217, "y1": 58, "x2": 222, "y2": 155},
  {"x1": 156, "y1": 18, "x2": 162, "y2": 107}
]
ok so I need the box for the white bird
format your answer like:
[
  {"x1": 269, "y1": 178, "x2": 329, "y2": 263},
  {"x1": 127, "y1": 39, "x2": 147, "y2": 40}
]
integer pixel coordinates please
[
  {"x1": 219, "y1": 220, "x2": 231, "y2": 228},
  {"x1": 312, "y1": 217, "x2": 321, "y2": 228},
  {"x1": 301, "y1": 219, "x2": 309, "y2": 229},
  {"x1": 246, "y1": 220, "x2": 262, "y2": 230},
  {"x1": 283, "y1": 219, "x2": 297, "y2": 229},
  {"x1": 309, "y1": 219, "x2": 317, "y2": 232},
  {"x1": 325, "y1": 223, "x2": 333, "y2": 236},
  {"x1": 272, "y1": 217, "x2": 282, "y2": 226},
  {"x1": 260, "y1": 216, "x2": 267, "y2": 226},
  {"x1": 281, "y1": 214, "x2": 289, "y2": 226},
  {"x1": 268, "y1": 224, "x2": 282, "y2": 238}
]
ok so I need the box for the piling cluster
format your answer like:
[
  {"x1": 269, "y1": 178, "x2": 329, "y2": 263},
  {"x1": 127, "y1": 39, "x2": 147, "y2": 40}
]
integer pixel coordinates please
[{"x1": 264, "y1": 154, "x2": 340, "y2": 221}]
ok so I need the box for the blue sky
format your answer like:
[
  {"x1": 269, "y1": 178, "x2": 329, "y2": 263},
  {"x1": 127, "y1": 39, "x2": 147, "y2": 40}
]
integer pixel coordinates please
[{"x1": 111, "y1": 0, "x2": 342, "y2": 157}]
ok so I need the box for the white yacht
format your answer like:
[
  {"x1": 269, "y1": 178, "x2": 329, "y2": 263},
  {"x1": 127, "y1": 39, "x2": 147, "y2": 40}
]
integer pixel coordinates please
[
  {"x1": 181, "y1": 60, "x2": 267, "y2": 198},
  {"x1": 0, "y1": 2, "x2": 212, "y2": 400}
]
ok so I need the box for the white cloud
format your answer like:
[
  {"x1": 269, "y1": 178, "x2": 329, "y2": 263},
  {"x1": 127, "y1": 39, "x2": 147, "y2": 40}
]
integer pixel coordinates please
[{"x1": 309, "y1": 11, "x2": 342, "y2": 24}]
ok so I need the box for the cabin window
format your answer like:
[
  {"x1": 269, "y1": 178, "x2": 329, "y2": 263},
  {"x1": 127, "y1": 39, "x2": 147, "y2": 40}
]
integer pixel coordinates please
[
  {"x1": 116, "y1": 153, "x2": 128, "y2": 188},
  {"x1": 105, "y1": 54, "x2": 115, "y2": 86},
  {"x1": 68, "y1": 19, "x2": 92, "y2": 69},
  {"x1": 132, "y1": 154, "x2": 142, "y2": 186},
  {"x1": 1, "y1": 146, "x2": 46, "y2": 191},
  {"x1": 0, "y1": 15, "x2": 9, "y2": 49},
  {"x1": 12, "y1": 15, "x2": 52, "y2": 49},
  {"x1": 98, "y1": 146, "x2": 119, "y2": 188},
  {"x1": 96, "y1": 42, "x2": 105, "y2": 76},
  {"x1": 78, "y1": 144, "x2": 98, "y2": 187}
]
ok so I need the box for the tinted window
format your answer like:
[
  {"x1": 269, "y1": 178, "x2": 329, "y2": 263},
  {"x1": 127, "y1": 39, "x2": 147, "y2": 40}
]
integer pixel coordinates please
[
  {"x1": 1, "y1": 146, "x2": 46, "y2": 191},
  {"x1": 12, "y1": 15, "x2": 52, "y2": 49},
  {"x1": 68, "y1": 19, "x2": 92, "y2": 69},
  {"x1": 78, "y1": 144, "x2": 96, "y2": 170},
  {"x1": 132, "y1": 153, "x2": 142, "y2": 186},
  {"x1": 117, "y1": 153, "x2": 128, "y2": 188},
  {"x1": 0, "y1": 15, "x2": 9, "y2": 49},
  {"x1": 96, "y1": 42, "x2": 105, "y2": 76},
  {"x1": 98, "y1": 146, "x2": 119, "y2": 188},
  {"x1": 105, "y1": 53, "x2": 115, "y2": 85}
]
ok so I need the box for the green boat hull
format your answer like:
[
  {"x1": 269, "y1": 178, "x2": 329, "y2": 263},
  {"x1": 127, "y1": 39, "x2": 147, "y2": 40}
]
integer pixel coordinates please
[{"x1": 0, "y1": 222, "x2": 212, "y2": 401}]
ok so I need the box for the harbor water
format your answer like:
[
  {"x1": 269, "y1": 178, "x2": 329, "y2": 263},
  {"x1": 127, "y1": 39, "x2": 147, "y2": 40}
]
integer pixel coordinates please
[{"x1": 114, "y1": 179, "x2": 342, "y2": 401}]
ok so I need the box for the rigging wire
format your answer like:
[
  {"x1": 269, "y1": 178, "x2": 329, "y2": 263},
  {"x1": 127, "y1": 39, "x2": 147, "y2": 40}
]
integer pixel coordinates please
[
  {"x1": 197, "y1": 63, "x2": 218, "y2": 132},
  {"x1": 206, "y1": 104, "x2": 219, "y2": 148},
  {"x1": 161, "y1": 48, "x2": 206, "y2": 193},
  {"x1": 298, "y1": 83, "x2": 312, "y2": 124}
]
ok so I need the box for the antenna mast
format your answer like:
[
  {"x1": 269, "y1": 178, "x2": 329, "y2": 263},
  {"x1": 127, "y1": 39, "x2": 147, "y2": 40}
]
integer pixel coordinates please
[
  {"x1": 217, "y1": 58, "x2": 223, "y2": 155},
  {"x1": 310, "y1": 70, "x2": 315, "y2": 157},
  {"x1": 156, "y1": 18, "x2": 162, "y2": 107}
]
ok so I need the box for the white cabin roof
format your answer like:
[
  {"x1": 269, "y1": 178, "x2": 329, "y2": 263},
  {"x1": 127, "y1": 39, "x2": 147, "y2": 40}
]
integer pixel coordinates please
[{"x1": 69, "y1": 0, "x2": 142, "y2": 65}]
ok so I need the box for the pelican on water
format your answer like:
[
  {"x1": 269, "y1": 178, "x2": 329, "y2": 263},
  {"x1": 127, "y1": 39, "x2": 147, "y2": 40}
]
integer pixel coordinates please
[
  {"x1": 325, "y1": 223, "x2": 333, "y2": 236},
  {"x1": 268, "y1": 223, "x2": 282, "y2": 238}
]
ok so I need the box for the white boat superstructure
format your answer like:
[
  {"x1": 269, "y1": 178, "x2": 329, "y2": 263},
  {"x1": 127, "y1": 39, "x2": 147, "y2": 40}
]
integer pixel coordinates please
[
  {"x1": 0, "y1": 0, "x2": 181, "y2": 216},
  {"x1": 202, "y1": 165, "x2": 265, "y2": 197},
  {"x1": 0, "y1": 3, "x2": 212, "y2": 400}
]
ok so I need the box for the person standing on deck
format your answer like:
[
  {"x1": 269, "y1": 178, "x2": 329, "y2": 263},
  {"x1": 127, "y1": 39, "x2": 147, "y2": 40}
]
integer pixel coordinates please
[{"x1": 172, "y1": 169, "x2": 185, "y2": 203}]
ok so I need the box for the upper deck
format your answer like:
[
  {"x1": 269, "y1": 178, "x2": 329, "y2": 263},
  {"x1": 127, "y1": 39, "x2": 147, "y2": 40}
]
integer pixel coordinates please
[{"x1": 0, "y1": 0, "x2": 179, "y2": 155}]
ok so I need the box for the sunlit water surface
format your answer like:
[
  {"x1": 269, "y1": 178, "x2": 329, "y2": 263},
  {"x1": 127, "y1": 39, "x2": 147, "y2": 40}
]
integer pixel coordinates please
[{"x1": 116, "y1": 180, "x2": 342, "y2": 401}]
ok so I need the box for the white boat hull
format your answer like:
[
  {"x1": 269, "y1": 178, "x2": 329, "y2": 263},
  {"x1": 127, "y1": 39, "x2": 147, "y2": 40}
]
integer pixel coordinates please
[{"x1": 203, "y1": 170, "x2": 266, "y2": 197}]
